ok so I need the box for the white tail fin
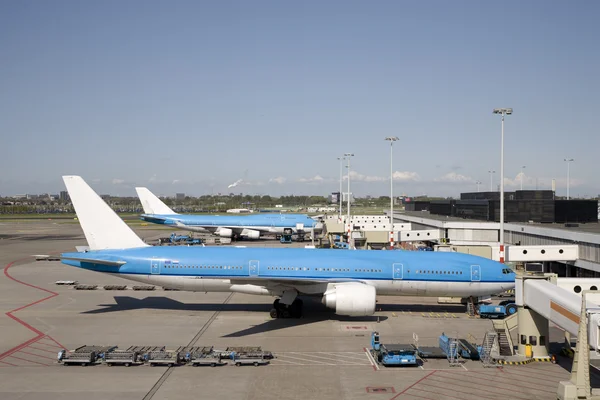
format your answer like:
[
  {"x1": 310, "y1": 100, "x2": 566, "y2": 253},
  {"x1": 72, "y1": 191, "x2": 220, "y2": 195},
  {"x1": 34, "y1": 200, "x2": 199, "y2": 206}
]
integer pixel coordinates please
[
  {"x1": 63, "y1": 176, "x2": 149, "y2": 250},
  {"x1": 135, "y1": 187, "x2": 177, "y2": 215}
]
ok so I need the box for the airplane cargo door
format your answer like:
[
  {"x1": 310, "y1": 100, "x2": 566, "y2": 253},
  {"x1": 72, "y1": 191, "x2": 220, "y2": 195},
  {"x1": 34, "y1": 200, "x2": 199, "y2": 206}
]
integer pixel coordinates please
[
  {"x1": 151, "y1": 260, "x2": 161, "y2": 275},
  {"x1": 393, "y1": 263, "x2": 403, "y2": 280},
  {"x1": 249, "y1": 260, "x2": 259, "y2": 277},
  {"x1": 471, "y1": 265, "x2": 481, "y2": 282}
]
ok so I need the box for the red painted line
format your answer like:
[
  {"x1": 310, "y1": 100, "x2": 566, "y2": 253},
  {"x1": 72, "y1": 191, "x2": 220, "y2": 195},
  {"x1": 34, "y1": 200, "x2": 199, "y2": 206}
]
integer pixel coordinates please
[
  {"x1": 489, "y1": 366, "x2": 567, "y2": 383},
  {"x1": 18, "y1": 350, "x2": 56, "y2": 361},
  {"x1": 394, "y1": 392, "x2": 435, "y2": 400},
  {"x1": 0, "y1": 335, "x2": 44, "y2": 360},
  {"x1": 449, "y1": 370, "x2": 557, "y2": 394},
  {"x1": 389, "y1": 371, "x2": 436, "y2": 399},
  {"x1": 404, "y1": 387, "x2": 466, "y2": 400},
  {"x1": 416, "y1": 383, "x2": 498, "y2": 400},
  {"x1": 0, "y1": 258, "x2": 62, "y2": 360},
  {"x1": 0, "y1": 360, "x2": 18, "y2": 366},
  {"x1": 28, "y1": 346, "x2": 61, "y2": 354},
  {"x1": 29, "y1": 341, "x2": 61, "y2": 349},
  {"x1": 8, "y1": 355, "x2": 51, "y2": 366},
  {"x1": 518, "y1": 365, "x2": 569, "y2": 379},
  {"x1": 43, "y1": 335, "x2": 66, "y2": 349},
  {"x1": 429, "y1": 374, "x2": 542, "y2": 399}
]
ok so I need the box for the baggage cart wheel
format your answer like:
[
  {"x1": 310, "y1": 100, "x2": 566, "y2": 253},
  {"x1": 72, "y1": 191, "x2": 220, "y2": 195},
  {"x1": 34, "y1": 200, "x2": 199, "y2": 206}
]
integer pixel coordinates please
[
  {"x1": 236, "y1": 362, "x2": 241, "y2": 367},
  {"x1": 253, "y1": 362, "x2": 259, "y2": 367}
]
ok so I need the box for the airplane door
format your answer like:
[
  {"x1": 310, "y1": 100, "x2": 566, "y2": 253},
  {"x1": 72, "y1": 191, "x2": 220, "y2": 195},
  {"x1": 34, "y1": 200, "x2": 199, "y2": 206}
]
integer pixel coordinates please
[
  {"x1": 471, "y1": 265, "x2": 481, "y2": 282},
  {"x1": 393, "y1": 263, "x2": 403, "y2": 280},
  {"x1": 249, "y1": 260, "x2": 259, "y2": 277},
  {"x1": 151, "y1": 260, "x2": 161, "y2": 275}
]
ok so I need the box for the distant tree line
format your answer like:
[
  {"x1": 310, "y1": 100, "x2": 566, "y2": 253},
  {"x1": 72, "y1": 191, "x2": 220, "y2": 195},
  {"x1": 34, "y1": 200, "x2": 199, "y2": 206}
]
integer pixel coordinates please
[{"x1": 0, "y1": 194, "x2": 453, "y2": 214}]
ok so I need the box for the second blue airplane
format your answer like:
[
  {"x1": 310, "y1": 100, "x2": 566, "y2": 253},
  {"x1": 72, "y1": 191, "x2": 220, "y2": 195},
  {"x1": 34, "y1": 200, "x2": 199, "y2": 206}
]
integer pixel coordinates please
[{"x1": 136, "y1": 187, "x2": 322, "y2": 240}]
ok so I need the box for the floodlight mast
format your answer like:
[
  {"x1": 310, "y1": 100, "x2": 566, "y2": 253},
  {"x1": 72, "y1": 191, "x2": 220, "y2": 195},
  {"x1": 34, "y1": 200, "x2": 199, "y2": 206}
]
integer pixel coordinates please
[{"x1": 492, "y1": 108, "x2": 513, "y2": 263}]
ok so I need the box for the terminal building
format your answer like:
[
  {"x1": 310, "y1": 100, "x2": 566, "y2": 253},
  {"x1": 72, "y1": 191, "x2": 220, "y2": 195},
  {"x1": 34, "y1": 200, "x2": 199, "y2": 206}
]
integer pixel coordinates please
[{"x1": 396, "y1": 190, "x2": 600, "y2": 278}]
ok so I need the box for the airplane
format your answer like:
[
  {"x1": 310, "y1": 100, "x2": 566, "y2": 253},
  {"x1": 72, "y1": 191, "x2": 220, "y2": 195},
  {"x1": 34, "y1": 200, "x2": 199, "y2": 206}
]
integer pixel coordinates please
[
  {"x1": 61, "y1": 176, "x2": 515, "y2": 319},
  {"x1": 135, "y1": 187, "x2": 322, "y2": 240}
]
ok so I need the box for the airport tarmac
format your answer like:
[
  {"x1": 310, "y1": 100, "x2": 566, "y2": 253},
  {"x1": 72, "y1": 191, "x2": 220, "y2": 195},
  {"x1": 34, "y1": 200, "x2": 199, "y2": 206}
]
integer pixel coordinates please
[{"x1": 0, "y1": 220, "x2": 584, "y2": 399}]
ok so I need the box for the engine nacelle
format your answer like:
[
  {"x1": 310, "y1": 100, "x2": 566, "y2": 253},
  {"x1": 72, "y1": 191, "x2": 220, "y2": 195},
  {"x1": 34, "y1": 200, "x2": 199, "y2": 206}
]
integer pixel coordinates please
[
  {"x1": 321, "y1": 283, "x2": 376, "y2": 316},
  {"x1": 216, "y1": 227, "x2": 233, "y2": 238},
  {"x1": 242, "y1": 229, "x2": 260, "y2": 239}
]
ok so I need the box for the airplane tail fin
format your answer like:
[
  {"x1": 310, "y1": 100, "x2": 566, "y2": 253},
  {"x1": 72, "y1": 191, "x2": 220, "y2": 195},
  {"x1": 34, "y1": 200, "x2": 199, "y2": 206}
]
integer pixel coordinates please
[
  {"x1": 63, "y1": 176, "x2": 149, "y2": 250},
  {"x1": 135, "y1": 187, "x2": 177, "y2": 215}
]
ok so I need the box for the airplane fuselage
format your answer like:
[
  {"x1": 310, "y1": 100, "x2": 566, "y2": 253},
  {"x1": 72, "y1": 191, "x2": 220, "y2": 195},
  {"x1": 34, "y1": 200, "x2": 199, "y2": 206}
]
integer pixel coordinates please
[
  {"x1": 140, "y1": 213, "x2": 320, "y2": 236},
  {"x1": 62, "y1": 247, "x2": 515, "y2": 298}
]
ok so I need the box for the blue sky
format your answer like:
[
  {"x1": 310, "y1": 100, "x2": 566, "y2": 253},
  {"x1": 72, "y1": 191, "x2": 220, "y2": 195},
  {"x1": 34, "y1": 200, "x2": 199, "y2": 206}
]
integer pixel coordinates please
[{"x1": 1, "y1": 1, "x2": 598, "y2": 198}]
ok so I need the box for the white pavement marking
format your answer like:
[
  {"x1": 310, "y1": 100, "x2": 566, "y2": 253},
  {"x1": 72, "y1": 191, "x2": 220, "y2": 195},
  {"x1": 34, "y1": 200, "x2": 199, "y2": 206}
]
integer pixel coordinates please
[
  {"x1": 271, "y1": 358, "x2": 303, "y2": 365},
  {"x1": 364, "y1": 348, "x2": 380, "y2": 371},
  {"x1": 277, "y1": 354, "x2": 335, "y2": 365},
  {"x1": 288, "y1": 352, "x2": 367, "y2": 365},
  {"x1": 321, "y1": 351, "x2": 370, "y2": 361}
]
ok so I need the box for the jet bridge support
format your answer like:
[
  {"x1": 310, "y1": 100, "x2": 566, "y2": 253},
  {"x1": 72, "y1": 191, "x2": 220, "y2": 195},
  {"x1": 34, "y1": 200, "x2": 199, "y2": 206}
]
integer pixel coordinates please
[
  {"x1": 558, "y1": 290, "x2": 600, "y2": 400},
  {"x1": 516, "y1": 305, "x2": 550, "y2": 358}
]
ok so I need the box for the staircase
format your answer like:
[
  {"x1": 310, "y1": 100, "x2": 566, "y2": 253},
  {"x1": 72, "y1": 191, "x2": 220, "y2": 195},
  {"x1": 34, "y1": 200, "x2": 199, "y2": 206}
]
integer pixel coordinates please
[
  {"x1": 492, "y1": 313, "x2": 517, "y2": 357},
  {"x1": 448, "y1": 338, "x2": 460, "y2": 367},
  {"x1": 466, "y1": 296, "x2": 477, "y2": 317},
  {"x1": 480, "y1": 331, "x2": 500, "y2": 367},
  {"x1": 495, "y1": 329, "x2": 513, "y2": 356}
]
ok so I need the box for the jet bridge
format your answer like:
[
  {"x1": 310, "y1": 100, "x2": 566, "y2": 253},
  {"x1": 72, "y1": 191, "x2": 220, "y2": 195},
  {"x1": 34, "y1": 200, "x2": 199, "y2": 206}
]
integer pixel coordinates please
[
  {"x1": 515, "y1": 275, "x2": 600, "y2": 353},
  {"x1": 515, "y1": 274, "x2": 600, "y2": 400}
]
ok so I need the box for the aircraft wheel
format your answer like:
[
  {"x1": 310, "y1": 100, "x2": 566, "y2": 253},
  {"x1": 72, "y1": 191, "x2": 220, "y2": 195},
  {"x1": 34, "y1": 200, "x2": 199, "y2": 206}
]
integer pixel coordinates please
[{"x1": 269, "y1": 308, "x2": 279, "y2": 319}]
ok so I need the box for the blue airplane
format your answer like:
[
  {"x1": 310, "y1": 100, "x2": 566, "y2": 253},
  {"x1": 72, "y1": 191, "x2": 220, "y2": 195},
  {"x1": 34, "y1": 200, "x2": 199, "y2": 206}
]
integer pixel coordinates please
[
  {"x1": 61, "y1": 176, "x2": 515, "y2": 318},
  {"x1": 136, "y1": 187, "x2": 322, "y2": 240}
]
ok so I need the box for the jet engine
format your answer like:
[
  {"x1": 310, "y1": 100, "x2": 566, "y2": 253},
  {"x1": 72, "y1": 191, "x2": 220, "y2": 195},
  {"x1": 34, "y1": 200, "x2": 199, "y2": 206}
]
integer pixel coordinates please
[
  {"x1": 321, "y1": 283, "x2": 376, "y2": 316},
  {"x1": 215, "y1": 227, "x2": 233, "y2": 238},
  {"x1": 241, "y1": 229, "x2": 260, "y2": 239}
]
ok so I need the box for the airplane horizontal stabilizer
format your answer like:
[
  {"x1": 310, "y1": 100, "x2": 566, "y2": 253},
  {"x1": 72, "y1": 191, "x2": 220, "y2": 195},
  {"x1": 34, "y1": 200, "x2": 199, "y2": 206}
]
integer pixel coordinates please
[{"x1": 61, "y1": 256, "x2": 126, "y2": 266}]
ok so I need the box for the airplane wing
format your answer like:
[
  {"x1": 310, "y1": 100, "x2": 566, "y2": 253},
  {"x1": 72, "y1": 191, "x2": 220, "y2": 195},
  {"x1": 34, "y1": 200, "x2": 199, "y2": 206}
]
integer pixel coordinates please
[{"x1": 230, "y1": 277, "x2": 361, "y2": 293}]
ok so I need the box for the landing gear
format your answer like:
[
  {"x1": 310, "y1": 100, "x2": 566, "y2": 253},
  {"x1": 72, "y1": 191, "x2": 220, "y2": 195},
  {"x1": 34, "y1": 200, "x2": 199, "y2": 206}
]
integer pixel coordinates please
[{"x1": 269, "y1": 298, "x2": 303, "y2": 319}]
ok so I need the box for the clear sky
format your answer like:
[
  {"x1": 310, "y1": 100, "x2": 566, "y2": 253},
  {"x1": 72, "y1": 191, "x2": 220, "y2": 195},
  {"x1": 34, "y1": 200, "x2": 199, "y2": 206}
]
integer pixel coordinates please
[{"x1": 1, "y1": 0, "x2": 598, "y2": 198}]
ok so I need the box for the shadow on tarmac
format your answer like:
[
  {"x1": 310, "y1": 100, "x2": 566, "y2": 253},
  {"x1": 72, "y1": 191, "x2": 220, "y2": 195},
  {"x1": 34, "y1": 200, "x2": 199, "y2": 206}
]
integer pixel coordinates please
[{"x1": 82, "y1": 296, "x2": 388, "y2": 337}]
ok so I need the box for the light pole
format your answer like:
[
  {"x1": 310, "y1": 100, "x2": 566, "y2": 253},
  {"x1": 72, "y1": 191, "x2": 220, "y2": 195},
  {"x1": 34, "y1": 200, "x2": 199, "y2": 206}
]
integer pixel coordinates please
[
  {"x1": 520, "y1": 165, "x2": 526, "y2": 190},
  {"x1": 337, "y1": 156, "x2": 345, "y2": 221},
  {"x1": 564, "y1": 158, "x2": 574, "y2": 199},
  {"x1": 493, "y1": 107, "x2": 513, "y2": 263},
  {"x1": 488, "y1": 170, "x2": 495, "y2": 191},
  {"x1": 476, "y1": 181, "x2": 482, "y2": 192},
  {"x1": 385, "y1": 136, "x2": 399, "y2": 249},
  {"x1": 344, "y1": 153, "x2": 354, "y2": 242}
]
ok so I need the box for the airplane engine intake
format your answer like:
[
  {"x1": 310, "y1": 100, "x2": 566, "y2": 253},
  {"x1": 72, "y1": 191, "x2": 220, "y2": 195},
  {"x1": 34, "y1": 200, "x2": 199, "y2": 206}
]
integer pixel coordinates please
[
  {"x1": 242, "y1": 229, "x2": 260, "y2": 240},
  {"x1": 216, "y1": 228, "x2": 233, "y2": 238},
  {"x1": 321, "y1": 283, "x2": 376, "y2": 316}
]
